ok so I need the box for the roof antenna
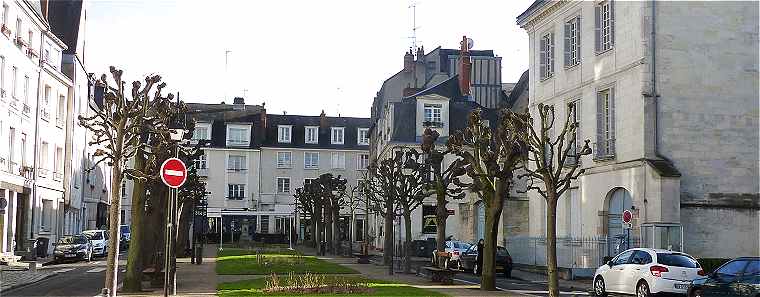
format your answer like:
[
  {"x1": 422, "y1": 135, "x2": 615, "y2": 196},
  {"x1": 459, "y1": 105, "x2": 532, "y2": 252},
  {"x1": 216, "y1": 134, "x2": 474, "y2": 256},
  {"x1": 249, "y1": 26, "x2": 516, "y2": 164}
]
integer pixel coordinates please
[{"x1": 408, "y1": 1, "x2": 421, "y2": 53}]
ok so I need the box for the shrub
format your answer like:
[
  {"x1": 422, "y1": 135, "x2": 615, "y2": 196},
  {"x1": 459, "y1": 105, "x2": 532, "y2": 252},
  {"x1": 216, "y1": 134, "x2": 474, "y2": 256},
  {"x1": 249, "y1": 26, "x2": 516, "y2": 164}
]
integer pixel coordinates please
[{"x1": 264, "y1": 272, "x2": 372, "y2": 294}]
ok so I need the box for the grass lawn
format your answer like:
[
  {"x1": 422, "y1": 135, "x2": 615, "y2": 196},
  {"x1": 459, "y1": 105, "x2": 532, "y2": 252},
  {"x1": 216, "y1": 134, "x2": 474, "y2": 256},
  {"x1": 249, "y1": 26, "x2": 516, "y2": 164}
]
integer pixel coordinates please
[
  {"x1": 216, "y1": 248, "x2": 358, "y2": 275},
  {"x1": 217, "y1": 276, "x2": 448, "y2": 297}
]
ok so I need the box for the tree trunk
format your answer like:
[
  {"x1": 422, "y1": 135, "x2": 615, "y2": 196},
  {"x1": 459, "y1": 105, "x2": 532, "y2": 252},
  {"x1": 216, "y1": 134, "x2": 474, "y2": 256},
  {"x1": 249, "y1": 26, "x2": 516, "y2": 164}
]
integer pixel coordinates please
[
  {"x1": 546, "y1": 196, "x2": 559, "y2": 297},
  {"x1": 348, "y1": 210, "x2": 354, "y2": 256},
  {"x1": 332, "y1": 206, "x2": 341, "y2": 256},
  {"x1": 310, "y1": 213, "x2": 318, "y2": 249},
  {"x1": 403, "y1": 209, "x2": 413, "y2": 274},
  {"x1": 123, "y1": 152, "x2": 147, "y2": 292},
  {"x1": 383, "y1": 199, "x2": 394, "y2": 274},
  {"x1": 435, "y1": 189, "x2": 448, "y2": 268},
  {"x1": 175, "y1": 201, "x2": 192, "y2": 256},
  {"x1": 104, "y1": 164, "x2": 123, "y2": 296},
  {"x1": 324, "y1": 204, "x2": 333, "y2": 254},
  {"x1": 481, "y1": 186, "x2": 504, "y2": 291},
  {"x1": 315, "y1": 206, "x2": 324, "y2": 256}
]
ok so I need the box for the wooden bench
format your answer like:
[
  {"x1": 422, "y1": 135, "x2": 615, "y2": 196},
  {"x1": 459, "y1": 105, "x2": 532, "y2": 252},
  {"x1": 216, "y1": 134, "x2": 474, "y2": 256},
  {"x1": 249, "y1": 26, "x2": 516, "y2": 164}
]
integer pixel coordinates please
[
  {"x1": 142, "y1": 266, "x2": 163, "y2": 281},
  {"x1": 352, "y1": 253, "x2": 371, "y2": 264},
  {"x1": 422, "y1": 266, "x2": 458, "y2": 285}
]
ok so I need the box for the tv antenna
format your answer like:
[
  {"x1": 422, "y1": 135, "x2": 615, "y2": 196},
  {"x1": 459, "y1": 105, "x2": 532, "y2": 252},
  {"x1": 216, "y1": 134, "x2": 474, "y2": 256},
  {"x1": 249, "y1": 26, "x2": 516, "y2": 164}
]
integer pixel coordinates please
[{"x1": 408, "y1": 1, "x2": 420, "y2": 52}]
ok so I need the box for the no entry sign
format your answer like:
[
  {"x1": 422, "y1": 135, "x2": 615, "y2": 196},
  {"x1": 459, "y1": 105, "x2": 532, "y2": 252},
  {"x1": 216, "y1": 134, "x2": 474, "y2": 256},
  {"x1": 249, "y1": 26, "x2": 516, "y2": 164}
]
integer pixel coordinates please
[
  {"x1": 161, "y1": 158, "x2": 187, "y2": 188},
  {"x1": 622, "y1": 210, "x2": 633, "y2": 224}
]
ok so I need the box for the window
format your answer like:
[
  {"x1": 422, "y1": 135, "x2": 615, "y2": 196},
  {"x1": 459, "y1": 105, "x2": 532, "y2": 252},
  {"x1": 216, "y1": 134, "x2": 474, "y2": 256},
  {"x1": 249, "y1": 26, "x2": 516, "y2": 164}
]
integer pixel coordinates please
[
  {"x1": 631, "y1": 251, "x2": 652, "y2": 265},
  {"x1": 304, "y1": 178, "x2": 315, "y2": 187},
  {"x1": 192, "y1": 125, "x2": 209, "y2": 141},
  {"x1": 276, "y1": 151, "x2": 292, "y2": 168},
  {"x1": 41, "y1": 200, "x2": 53, "y2": 231},
  {"x1": 277, "y1": 177, "x2": 291, "y2": 193},
  {"x1": 23, "y1": 75, "x2": 28, "y2": 104},
  {"x1": 565, "y1": 100, "x2": 581, "y2": 165},
  {"x1": 331, "y1": 127, "x2": 344, "y2": 144},
  {"x1": 539, "y1": 32, "x2": 555, "y2": 79},
  {"x1": 39, "y1": 141, "x2": 48, "y2": 175},
  {"x1": 227, "y1": 184, "x2": 245, "y2": 200},
  {"x1": 19, "y1": 133, "x2": 25, "y2": 166},
  {"x1": 54, "y1": 147, "x2": 62, "y2": 179},
  {"x1": 595, "y1": 0, "x2": 614, "y2": 53},
  {"x1": 10, "y1": 66, "x2": 16, "y2": 99},
  {"x1": 8, "y1": 128, "x2": 14, "y2": 164},
  {"x1": 260, "y1": 216, "x2": 269, "y2": 234},
  {"x1": 193, "y1": 153, "x2": 207, "y2": 169},
  {"x1": 596, "y1": 88, "x2": 615, "y2": 158},
  {"x1": 564, "y1": 16, "x2": 581, "y2": 67},
  {"x1": 227, "y1": 155, "x2": 246, "y2": 171},
  {"x1": 27, "y1": 30, "x2": 32, "y2": 49},
  {"x1": 305, "y1": 126, "x2": 318, "y2": 144},
  {"x1": 423, "y1": 104, "x2": 442, "y2": 125},
  {"x1": 357, "y1": 128, "x2": 369, "y2": 145},
  {"x1": 612, "y1": 250, "x2": 634, "y2": 266},
  {"x1": 57, "y1": 95, "x2": 65, "y2": 126},
  {"x1": 331, "y1": 152, "x2": 345, "y2": 169},
  {"x1": 304, "y1": 152, "x2": 319, "y2": 169},
  {"x1": 43, "y1": 85, "x2": 50, "y2": 106},
  {"x1": 14, "y1": 18, "x2": 20, "y2": 41},
  {"x1": 357, "y1": 153, "x2": 369, "y2": 170},
  {"x1": 2, "y1": 3, "x2": 8, "y2": 27},
  {"x1": 226, "y1": 126, "x2": 249, "y2": 146},
  {"x1": 278, "y1": 125, "x2": 292, "y2": 143},
  {"x1": 0, "y1": 55, "x2": 5, "y2": 97}
]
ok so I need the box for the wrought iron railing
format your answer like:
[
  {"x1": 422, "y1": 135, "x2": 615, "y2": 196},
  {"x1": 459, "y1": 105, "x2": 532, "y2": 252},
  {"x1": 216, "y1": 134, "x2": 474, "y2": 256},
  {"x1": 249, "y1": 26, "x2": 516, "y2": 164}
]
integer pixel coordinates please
[{"x1": 505, "y1": 235, "x2": 641, "y2": 269}]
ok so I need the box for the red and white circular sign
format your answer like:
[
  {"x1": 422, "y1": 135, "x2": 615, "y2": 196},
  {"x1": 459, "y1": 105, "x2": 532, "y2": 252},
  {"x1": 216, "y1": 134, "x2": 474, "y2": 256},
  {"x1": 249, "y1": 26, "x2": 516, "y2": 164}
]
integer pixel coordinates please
[
  {"x1": 622, "y1": 210, "x2": 633, "y2": 224},
  {"x1": 160, "y1": 158, "x2": 187, "y2": 188}
]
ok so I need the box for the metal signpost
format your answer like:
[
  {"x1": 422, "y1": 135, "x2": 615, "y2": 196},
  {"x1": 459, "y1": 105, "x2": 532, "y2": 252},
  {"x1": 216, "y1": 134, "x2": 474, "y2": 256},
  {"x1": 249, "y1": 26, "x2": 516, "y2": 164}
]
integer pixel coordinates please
[
  {"x1": 161, "y1": 158, "x2": 187, "y2": 297},
  {"x1": 622, "y1": 209, "x2": 633, "y2": 251}
]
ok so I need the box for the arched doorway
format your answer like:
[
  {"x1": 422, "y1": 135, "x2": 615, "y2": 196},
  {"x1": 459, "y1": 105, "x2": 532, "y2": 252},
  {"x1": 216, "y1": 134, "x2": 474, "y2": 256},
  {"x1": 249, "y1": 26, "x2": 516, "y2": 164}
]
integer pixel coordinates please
[
  {"x1": 607, "y1": 188, "x2": 632, "y2": 256},
  {"x1": 475, "y1": 201, "x2": 485, "y2": 241}
]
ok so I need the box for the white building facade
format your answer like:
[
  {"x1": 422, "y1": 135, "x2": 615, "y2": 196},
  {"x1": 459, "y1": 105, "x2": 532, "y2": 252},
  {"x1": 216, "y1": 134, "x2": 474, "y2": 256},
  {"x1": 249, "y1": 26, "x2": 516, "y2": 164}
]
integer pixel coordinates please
[{"x1": 516, "y1": 0, "x2": 758, "y2": 265}]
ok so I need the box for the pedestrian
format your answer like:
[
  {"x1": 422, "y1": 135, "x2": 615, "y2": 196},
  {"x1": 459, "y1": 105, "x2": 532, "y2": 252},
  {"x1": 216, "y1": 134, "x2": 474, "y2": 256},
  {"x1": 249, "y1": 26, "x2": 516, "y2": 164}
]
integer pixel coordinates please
[{"x1": 476, "y1": 239, "x2": 484, "y2": 275}]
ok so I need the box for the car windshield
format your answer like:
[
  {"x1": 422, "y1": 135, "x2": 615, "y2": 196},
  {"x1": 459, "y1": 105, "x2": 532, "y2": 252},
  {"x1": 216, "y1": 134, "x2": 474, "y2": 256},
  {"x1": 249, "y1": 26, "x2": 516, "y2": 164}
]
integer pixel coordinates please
[
  {"x1": 744, "y1": 260, "x2": 760, "y2": 276},
  {"x1": 657, "y1": 253, "x2": 699, "y2": 268},
  {"x1": 83, "y1": 232, "x2": 103, "y2": 240},
  {"x1": 59, "y1": 236, "x2": 88, "y2": 245},
  {"x1": 456, "y1": 242, "x2": 471, "y2": 249},
  {"x1": 120, "y1": 226, "x2": 130, "y2": 233}
]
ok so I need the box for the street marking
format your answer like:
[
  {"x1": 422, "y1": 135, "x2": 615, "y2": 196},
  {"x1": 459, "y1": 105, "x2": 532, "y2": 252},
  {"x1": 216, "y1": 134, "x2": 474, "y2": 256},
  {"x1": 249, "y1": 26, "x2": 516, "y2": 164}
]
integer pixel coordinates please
[
  {"x1": 165, "y1": 169, "x2": 184, "y2": 176},
  {"x1": 86, "y1": 267, "x2": 106, "y2": 273},
  {"x1": 452, "y1": 278, "x2": 513, "y2": 294},
  {"x1": 56, "y1": 268, "x2": 76, "y2": 273}
]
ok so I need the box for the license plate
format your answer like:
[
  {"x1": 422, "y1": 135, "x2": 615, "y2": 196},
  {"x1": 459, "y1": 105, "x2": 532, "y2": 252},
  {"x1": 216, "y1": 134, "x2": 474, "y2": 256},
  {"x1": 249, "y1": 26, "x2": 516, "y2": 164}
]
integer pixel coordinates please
[
  {"x1": 65, "y1": 254, "x2": 76, "y2": 257},
  {"x1": 674, "y1": 283, "x2": 688, "y2": 290}
]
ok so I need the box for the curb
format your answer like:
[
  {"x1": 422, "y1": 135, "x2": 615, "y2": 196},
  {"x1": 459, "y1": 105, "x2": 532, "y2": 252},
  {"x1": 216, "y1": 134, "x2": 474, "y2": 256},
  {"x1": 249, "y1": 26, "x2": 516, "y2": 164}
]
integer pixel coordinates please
[{"x1": 0, "y1": 271, "x2": 61, "y2": 294}]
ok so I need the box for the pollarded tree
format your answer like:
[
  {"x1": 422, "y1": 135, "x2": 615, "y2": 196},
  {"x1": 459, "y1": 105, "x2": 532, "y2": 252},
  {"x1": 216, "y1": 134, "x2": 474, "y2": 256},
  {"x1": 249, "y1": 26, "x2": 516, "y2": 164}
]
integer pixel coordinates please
[
  {"x1": 448, "y1": 109, "x2": 526, "y2": 290},
  {"x1": 363, "y1": 158, "x2": 401, "y2": 275},
  {"x1": 512, "y1": 103, "x2": 591, "y2": 297},
  {"x1": 315, "y1": 173, "x2": 347, "y2": 255},
  {"x1": 294, "y1": 182, "x2": 323, "y2": 250},
  {"x1": 78, "y1": 67, "x2": 165, "y2": 297},
  {"x1": 392, "y1": 148, "x2": 428, "y2": 274},
  {"x1": 420, "y1": 128, "x2": 470, "y2": 268}
]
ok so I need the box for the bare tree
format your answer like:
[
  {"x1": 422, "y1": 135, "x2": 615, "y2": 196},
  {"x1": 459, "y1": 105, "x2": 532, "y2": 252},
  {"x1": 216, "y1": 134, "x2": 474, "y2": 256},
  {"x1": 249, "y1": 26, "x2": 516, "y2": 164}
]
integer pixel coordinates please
[
  {"x1": 420, "y1": 128, "x2": 470, "y2": 268},
  {"x1": 78, "y1": 67, "x2": 166, "y2": 296},
  {"x1": 316, "y1": 173, "x2": 347, "y2": 255},
  {"x1": 448, "y1": 109, "x2": 526, "y2": 290},
  {"x1": 363, "y1": 157, "x2": 400, "y2": 275},
  {"x1": 344, "y1": 183, "x2": 365, "y2": 256},
  {"x1": 393, "y1": 148, "x2": 428, "y2": 274},
  {"x1": 294, "y1": 181, "x2": 323, "y2": 250},
  {"x1": 512, "y1": 103, "x2": 591, "y2": 297}
]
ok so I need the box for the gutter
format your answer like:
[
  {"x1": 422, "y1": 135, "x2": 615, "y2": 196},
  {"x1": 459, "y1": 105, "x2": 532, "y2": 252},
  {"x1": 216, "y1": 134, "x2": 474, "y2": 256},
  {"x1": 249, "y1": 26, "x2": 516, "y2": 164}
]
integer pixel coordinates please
[{"x1": 648, "y1": 0, "x2": 676, "y2": 167}]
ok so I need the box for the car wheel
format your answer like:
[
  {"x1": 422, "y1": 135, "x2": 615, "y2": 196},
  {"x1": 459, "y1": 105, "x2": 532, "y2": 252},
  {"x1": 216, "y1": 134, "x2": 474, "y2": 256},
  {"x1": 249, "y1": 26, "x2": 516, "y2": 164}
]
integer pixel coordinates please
[
  {"x1": 636, "y1": 281, "x2": 651, "y2": 297},
  {"x1": 593, "y1": 276, "x2": 607, "y2": 297},
  {"x1": 690, "y1": 289, "x2": 702, "y2": 297}
]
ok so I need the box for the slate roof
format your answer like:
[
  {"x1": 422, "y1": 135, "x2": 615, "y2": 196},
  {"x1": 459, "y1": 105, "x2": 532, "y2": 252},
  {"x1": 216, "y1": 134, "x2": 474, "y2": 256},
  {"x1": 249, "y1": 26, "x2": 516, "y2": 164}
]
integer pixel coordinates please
[
  {"x1": 516, "y1": 0, "x2": 548, "y2": 25},
  {"x1": 48, "y1": 0, "x2": 83, "y2": 54},
  {"x1": 262, "y1": 115, "x2": 371, "y2": 151},
  {"x1": 505, "y1": 70, "x2": 529, "y2": 109}
]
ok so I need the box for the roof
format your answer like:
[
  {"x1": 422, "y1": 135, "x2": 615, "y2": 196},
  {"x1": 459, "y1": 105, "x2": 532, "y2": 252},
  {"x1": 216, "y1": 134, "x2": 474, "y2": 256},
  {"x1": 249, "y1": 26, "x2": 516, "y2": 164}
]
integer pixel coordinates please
[
  {"x1": 646, "y1": 159, "x2": 681, "y2": 177},
  {"x1": 48, "y1": 0, "x2": 83, "y2": 55},
  {"x1": 505, "y1": 70, "x2": 529, "y2": 109},
  {"x1": 262, "y1": 114, "x2": 371, "y2": 150},
  {"x1": 404, "y1": 74, "x2": 462, "y2": 100},
  {"x1": 516, "y1": 0, "x2": 548, "y2": 25}
]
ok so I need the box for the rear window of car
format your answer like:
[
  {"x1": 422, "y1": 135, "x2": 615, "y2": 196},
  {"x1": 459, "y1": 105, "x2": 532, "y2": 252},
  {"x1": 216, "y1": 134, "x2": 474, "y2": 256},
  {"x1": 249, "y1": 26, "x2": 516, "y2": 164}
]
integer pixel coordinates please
[
  {"x1": 657, "y1": 253, "x2": 699, "y2": 268},
  {"x1": 120, "y1": 226, "x2": 130, "y2": 233},
  {"x1": 84, "y1": 232, "x2": 103, "y2": 240}
]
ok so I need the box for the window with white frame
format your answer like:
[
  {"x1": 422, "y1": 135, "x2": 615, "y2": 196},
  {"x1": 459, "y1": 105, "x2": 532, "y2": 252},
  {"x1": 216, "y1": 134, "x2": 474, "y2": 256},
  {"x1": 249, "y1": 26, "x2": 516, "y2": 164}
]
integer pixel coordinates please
[
  {"x1": 276, "y1": 151, "x2": 292, "y2": 168},
  {"x1": 41, "y1": 199, "x2": 52, "y2": 231},
  {"x1": 596, "y1": 1, "x2": 614, "y2": 53},
  {"x1": 564, "y1": 16, "x2": 581, "y2": 67},
  {"x1": 305, "y1": 126, "x2": 318, "y2": 144},
  {"x1": 278, "y1": 125, "x2": 292, "y2": 143},
  {"x1": 121, "y1": 181, "x2": 127, "y2": 199},
  {"x1": 331, "y1": 127, "x2": 344, "y2": 144},
  {"x1": 304, "y1": 151, "x2": 319, "y2": 169},
  {"x1": 540, "y1": 32, "x2": 554, "y2": 79},
  {"x1": 423, "y1": 104, "x2": 442, "y2": 125},
  {"x1": 39, "y1": 141, "x2": 48, "y2": 175},
  {"x1": 596, "y1": 87, "x2": 615, "y2": 158},
  {"x1": 331, "y1": 152, "x2": 346, "y2": 169},
  {"x1": 0, "y1": 55, "x2": 5, "y2": 97},
  {"x1": 54, "y1": 146, "x2": 62, "y2": 176},
  {"x1": 23, "y1": 75, "x2": 28, "y2": 104},
  {"x1": 227, "y1": 184, "x2": 245, "y2": 200},
  {"x1": 192, "y1": 124, "x2": 210, "y2": 141},
  {"x1": 2, "y1": 3, "x2": 8, "y2": 27},
  {"x1": 227, "y1": 155, "x2": 246, "y2": 171},
  {"x1": 11, "y1": 66, "x2": 16, "y2": 99},
  {"x1": 277, "y1": 177, "x2": 291, "y2": 193},
  {"x1": 357, "y1": 153, "x2": 369, "y2": 170},
  {"x1": 193, "y1": 153, "x2": 207, "y2": 169},
  {"x1": 226, "y1": 125, "x2": 249, "y2": 146},
  {"x1": 357, "y1": 128, "x2": 369, "y2": 145},
  {"x1": 56, "y1": 95, "x2": 65, "y2": 126}
]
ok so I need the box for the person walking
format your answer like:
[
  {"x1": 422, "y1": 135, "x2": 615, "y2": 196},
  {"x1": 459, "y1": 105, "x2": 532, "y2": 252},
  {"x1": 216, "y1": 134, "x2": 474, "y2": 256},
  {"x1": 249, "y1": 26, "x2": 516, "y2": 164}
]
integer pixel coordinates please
[{"x1": 476, "y1": 239, "x2": 484, "y2": 275}]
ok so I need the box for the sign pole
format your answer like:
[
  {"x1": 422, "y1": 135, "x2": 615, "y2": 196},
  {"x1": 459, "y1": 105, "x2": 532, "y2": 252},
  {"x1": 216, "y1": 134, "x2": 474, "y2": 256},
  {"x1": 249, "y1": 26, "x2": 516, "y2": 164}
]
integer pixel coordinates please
[{"x1": 159, "y1": 156, "x2": 187, "y2": 297}]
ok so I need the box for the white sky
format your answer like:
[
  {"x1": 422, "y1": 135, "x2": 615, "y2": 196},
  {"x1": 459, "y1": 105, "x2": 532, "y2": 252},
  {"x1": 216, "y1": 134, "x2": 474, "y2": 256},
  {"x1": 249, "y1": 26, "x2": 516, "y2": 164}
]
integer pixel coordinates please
[{"x1": 86, "y1": 0, "x2": 531, "y2": 118}]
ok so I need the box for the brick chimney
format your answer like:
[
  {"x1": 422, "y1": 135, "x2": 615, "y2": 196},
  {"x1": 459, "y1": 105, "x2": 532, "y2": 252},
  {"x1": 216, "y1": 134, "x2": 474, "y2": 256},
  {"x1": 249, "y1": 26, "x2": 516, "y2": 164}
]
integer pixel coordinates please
[
  {"x1": 416, "y1": 46, "x2": 425, "y2": 61},
  {"x1": 458, "y1": 36, "x2": 472, "y2": 97},
  {"x1": 403, "y1": 49, "x2": 414, "y2": 73},
  {"x1": 319, "y1": 110, "x2": 328, "y2": 130},
  {"x1": 233, "y1": 97, "x2": 245, "y2": 110}
]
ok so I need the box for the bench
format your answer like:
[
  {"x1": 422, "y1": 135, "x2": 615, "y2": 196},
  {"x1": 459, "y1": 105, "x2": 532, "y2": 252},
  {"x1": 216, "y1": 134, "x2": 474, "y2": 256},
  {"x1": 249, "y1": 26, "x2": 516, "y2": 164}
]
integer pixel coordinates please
[
  {"x1": 422, "y1": 266, "x2": 458, "y2": 285},
  {"x1": 352, "y1": 253, "x2": 371, "y2": 264}
]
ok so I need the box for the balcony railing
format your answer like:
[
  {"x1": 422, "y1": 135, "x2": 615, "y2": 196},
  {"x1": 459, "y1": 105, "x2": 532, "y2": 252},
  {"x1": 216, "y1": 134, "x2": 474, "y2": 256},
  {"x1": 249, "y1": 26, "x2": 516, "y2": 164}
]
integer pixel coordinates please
[
  {"x1": 592, "y1": 139, "x2": 616, "y2": 161},
  {"x1": 56, "y1": 117, "x2": 64, "y2": 127},
  {"x1": 19, "y1": 165, "x2": 33, "y2": 179},
  {"x1": 0, "y1": 24, "x2": 11, "y2": 38},
  {"x1": 53, "y1": 171, "x2": 63, "y2": 181},
  {"x1": 22, "y1": 104, "x2": 31, "y2": 115},
  {"x1": 41, "y1": 109, "x2": 50, "y2": 121},
  {"x1": 422, "y1": 121, "x2": 444, "y2": 128},
  {"x1": 0, "y1": 157, "x2": 6, "y2": 172},
  {"x1": 38, "y1": 168, "x2": 49, "y2": 178}
]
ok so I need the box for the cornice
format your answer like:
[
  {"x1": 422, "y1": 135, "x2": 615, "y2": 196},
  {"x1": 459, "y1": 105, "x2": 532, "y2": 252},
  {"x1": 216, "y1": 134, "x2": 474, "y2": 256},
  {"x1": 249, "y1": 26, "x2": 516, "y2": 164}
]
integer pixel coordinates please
[{"x1": 522, "y1": 0, "x2": 570, "y2": 30}]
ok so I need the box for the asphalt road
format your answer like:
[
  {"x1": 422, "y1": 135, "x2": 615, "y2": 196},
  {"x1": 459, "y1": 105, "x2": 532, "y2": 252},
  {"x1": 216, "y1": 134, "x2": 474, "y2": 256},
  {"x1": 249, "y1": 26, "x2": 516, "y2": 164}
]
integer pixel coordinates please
[
  {"x1": 451, "y1": 271, "x2": 593, "y2": 297},
  {"x1": 4, "y1": 255, "x2": 125, "y2": 297}
]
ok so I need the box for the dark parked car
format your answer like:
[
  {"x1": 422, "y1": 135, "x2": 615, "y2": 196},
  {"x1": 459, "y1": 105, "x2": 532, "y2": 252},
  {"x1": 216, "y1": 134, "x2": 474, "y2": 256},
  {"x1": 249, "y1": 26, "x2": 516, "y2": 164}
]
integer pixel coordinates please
[
  {"x1": 688, "y1": 257, "x2": 759, "y2": 297},
  {"x1": 460, "y1": 244, "x2": 513, "y2": 277},
  {"x1": 53, "y1": 235, "x2": 93, "y2": 262}
]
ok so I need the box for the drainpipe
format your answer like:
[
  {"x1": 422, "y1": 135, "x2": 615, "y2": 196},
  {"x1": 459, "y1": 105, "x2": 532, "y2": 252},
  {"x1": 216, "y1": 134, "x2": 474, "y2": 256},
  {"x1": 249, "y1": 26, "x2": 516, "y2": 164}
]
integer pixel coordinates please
[{"x1": 650, "y1": 0, "x2": 673, "y2": 164}]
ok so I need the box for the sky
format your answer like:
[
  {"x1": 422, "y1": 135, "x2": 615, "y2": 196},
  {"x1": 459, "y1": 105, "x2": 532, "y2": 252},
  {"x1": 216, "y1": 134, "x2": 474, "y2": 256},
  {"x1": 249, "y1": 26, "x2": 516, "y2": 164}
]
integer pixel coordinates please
[{"x1": 86, "y1": 0, "x2": 531, "y2": 118}]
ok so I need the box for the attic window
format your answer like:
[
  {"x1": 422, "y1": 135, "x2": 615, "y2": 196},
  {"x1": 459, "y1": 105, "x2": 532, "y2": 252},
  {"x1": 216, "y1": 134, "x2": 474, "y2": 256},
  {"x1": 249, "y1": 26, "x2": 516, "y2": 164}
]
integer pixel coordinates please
[
  {"x1": 278, "y1": 125, "x2": 292, "y2": 143},
  {"x1": 331, "y1": 127, "x2": 344, "y2": 145},
  {"x1": 423, "y1": 104, "x2": 442, "y2": 127}
]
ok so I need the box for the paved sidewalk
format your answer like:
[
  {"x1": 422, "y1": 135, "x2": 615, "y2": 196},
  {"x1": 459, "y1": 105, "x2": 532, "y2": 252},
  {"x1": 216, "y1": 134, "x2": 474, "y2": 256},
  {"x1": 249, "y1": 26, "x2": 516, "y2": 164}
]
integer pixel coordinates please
[
  {"x1": 511, "y1": 269, "x2": 592, "y2": 292},
  {"x1": 0, "y1": 266, "x2": 58, "y2": 293}
]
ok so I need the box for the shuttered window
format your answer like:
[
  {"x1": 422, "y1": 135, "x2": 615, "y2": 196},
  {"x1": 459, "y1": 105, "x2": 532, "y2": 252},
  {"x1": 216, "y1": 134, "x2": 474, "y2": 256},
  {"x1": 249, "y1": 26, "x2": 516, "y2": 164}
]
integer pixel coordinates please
[
  {"x1": 595, "y1": 0, "x2": 615, "y2": 53},
  {"x1": 539, "y1": 32, "x2": 555, "y2": 79},
  {"x1": 564, "y1": 16, "x2": 581, "y2": 67},
  {"x1": 565, "y1": 100, "x2": 582, "y2": 165},
  {"x1": 595, "y1": 88, "x2": 615, "y2": 159}
]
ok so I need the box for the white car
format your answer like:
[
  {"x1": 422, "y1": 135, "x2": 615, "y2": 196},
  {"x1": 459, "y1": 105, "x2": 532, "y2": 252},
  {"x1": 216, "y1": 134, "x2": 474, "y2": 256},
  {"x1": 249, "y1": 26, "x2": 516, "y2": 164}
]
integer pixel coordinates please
[
  {"x1": 82, "y1": 230, "x2": 110, "y2": 257},
  {"x1": 593, "y1": 248, "x2": 705, "y2": 297}
]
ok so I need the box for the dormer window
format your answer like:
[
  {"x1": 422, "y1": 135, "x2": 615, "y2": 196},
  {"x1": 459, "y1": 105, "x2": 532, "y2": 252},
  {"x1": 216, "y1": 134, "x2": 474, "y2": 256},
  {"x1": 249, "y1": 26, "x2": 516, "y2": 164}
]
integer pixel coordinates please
[
  {"x1": 358, "y1": 128, "x2": 369, "y2": 145},
  {"x1": 192, "y1": 123, "x2": 211, "y2": 142},
  {"x1": 331, "y1": 127, "x2": 344, "y2": 144},
  {"x1": 423, "y1": 104, "x2": 442, "y2": 127},
  {"x1": 305, "y1": 126, "x2": 319, "y2": 144},
  {"x1": 278, "y1": 125, "x2": 292, "y2": 143},
  {"x1": 226, "y1": 124, "x2": 250, "y2": 146}
]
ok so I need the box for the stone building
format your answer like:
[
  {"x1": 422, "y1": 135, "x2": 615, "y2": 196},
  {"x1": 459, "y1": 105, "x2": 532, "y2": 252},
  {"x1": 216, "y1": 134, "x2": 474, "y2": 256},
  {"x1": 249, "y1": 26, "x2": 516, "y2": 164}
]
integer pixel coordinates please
[{"x1": 516, "y1": 0, "x2": 758, "y2": 263}]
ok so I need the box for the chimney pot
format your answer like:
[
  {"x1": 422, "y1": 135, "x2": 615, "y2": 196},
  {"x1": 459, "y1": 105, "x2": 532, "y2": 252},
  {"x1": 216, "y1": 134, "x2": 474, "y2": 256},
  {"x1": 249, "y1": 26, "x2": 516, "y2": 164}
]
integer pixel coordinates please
[
  {"x1": 233, "y1": 97, "x2": 245, "y2": 105},
  {"x1": 403, "y1": 49, "x2": 414, "y2": 73}
]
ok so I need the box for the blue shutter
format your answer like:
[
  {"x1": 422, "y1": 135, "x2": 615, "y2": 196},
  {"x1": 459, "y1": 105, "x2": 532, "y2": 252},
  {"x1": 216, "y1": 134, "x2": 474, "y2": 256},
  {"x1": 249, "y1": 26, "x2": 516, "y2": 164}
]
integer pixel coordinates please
[
  {"x1": 610, "y1": 0, "x2": 615, "y2": 47},
  {"x1": 576, "y1": 16, "x2": 581, "y2": 62},
  {"x1": 609, "y1": 87, "x2": 616, "y2": 155},
  {"x1": 564, "y1": 22, "x2": 571, "y2": 67},
  {"x1": 539, "y1": 37, "x2": 547, "y2": 79},
  {"x1": 550, "y1": 33, "x2": 555, "y2": 75},
  {"x1": 594, "y1": 5, "x2": 601, "y2": 53},
  {"x1": 596, "y1": 91, "x2": 605, "y2": 157}
]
